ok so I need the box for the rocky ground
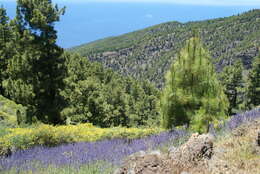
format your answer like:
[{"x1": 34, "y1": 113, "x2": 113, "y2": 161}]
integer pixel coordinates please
[{"x1": 114, "y1": 119, "x2": 260, "y2": 174}]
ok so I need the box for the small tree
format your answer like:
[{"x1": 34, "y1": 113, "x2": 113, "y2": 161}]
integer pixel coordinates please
[
  {"x1": 246, "y1": 53, "x2": 260, "y2": 108},
  {"x1": 160, "y1": 37, "x2": 228, "y2": 133},
  {"x1": 220, "y1": 60, "x2": 245, "y2": 115}
]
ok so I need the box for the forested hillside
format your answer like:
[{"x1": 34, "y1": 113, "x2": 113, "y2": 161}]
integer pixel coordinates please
[
  {"x1": 1, "y1": 0, "x2": 259, "y2": 128},
  {"x1": 1, "y1": 1, "x2": 260, "y2": 173},
  {"x1": 71, "y1": 10, "x2": 260, "y2": 87},
  {"x1": 0, "y1": 2, "x2": 159, "y2": 127}
]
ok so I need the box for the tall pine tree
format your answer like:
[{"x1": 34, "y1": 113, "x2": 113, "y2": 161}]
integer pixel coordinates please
[
  {"x1": 0, "y1": 6, "x2": 12, "y2": 96},
  {"x1": 220, "y1": 60, "x2": 245, "y2": 115},
  {"x1": 3, "y1": 0, "x2": 66, "y2": 124},
  {"x1": 160, "y1": 37, "x2": 228, "y2": 132}
]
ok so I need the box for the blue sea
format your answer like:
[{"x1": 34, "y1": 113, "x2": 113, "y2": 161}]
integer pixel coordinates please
[{"x1": 1, "y1": 1, "x2": 259, "y2": 48}]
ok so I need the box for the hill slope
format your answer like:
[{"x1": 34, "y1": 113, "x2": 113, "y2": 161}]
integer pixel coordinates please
[
  {"x1": 115, "y1": 118, "x2": 260, "y2": 174},
  {"x1": 70, "y1": 10, "x2": 260, "y2": 87}
]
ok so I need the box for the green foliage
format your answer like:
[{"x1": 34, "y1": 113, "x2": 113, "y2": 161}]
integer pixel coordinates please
[
  {"x1": 0, "y1": 124, "x2": 162, "y2": 155},
  {"x1": 160, "y1": 37, "x2": 228, "y2": 133},
  {"x1": 60, "y1": 53, "x2": 159, "y2": 127},
  {"x1": 246, "y1": 52, "x2": 260, "y2": 108},
  {"x1": 70, "y1": 10, "x2": 260, "y2": 88},
  {"x1": 0, "y1": 95, "x2": 26, "y2": 126},
  {"x1": 2, "y1": 161, "x2": 116, "y2": 174},
  {"x1": 220, "y1": 60, "x2": 245, "y2": 114},
  {"x1": 0, "y1": 6, "x2": 12, "y2": 95},
  {"x1": 0, "y1": 2, "x2": 160, "y2": 128},
  {"x1": 3, "y1": 0, "x2": 66, "y2": 124},
  {"x1": 3, "y1": 1, "x2": 257, "y2": 130}
]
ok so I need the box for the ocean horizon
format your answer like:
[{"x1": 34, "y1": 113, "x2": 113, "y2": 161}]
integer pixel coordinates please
[{"x1": 1, "y1": 1, "x2": 259, "y2": 48}]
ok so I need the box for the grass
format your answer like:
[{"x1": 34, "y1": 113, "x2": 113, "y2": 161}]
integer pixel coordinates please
[
  {"x1": 0, "y1": 95, "x2": 26, "y2": 127},
  {"x1": 0, "y1": 161, "x2": 116, "y2": 174},
  {"x1": 157, "y1": 132, "x2": 190, "y2": 154},
  {"x1": 207, "y1": 119, "x2": 260, "y2": 174}
]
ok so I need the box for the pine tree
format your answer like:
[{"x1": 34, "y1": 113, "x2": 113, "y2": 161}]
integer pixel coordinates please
[
  {"x1": 160, "y1": 37, "x2": 228, "y2": 132},
  {"x1": 0, "y1": 6, "x2": 12, "y2": 95},
  {"x1": 3, "y1": 29, "x2": 38, "y2": 123},
  {"x1": 246, "y1": 52, "x2": 260, "y2": 108},
  {"x1": 3, "y1": 0, "x2": 66, "y2": 124},
  {"x1": 220, "y1": 60, "x2": 245, "y2": 115}
]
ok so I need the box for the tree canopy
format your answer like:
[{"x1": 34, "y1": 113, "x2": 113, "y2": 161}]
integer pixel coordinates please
[
  {"x1": 160, "y1": 37, "x2": 228, "y2": 132},
  {"x1": 2, "y1": 0, "x2": 66, "y2": 124},
  {"x1": 0, "y1": 2, "x2": 257, "y2": 131},
  {"x1": 246, "y1": 52, "x2": 260, "y2": 108},
  {"x1": 220, "y1": 60, "x2": 245, "y2": 115}
]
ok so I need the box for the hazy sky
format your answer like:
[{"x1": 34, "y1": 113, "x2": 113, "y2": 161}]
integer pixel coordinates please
[{"x1": 1, "y1": 0, "x2": 260, "y2": 48}]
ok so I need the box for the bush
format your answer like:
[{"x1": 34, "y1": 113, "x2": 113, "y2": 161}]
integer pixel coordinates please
[
  {"x1": 0, "y1": 95, "x2": 26, "y2": 126},
  {"x1": 0, "y1": 123, "x2": 163, "y2": 155}
]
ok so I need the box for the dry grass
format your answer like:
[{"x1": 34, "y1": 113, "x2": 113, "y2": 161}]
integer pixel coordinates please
[
  {"x1": 114, "y1": 119, "x2": 260, "y2": 174},
  {"x1": 189, "y1": 119, "x2": 260, "y2": 174}
]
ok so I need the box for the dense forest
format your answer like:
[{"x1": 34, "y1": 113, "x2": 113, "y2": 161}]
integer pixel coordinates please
[
  {"x1": 0, "y1": 1, "x2": 159, "y2": 128},
  {"x1": 71, "y1": 10, "x2": 260, "y2": 88},
  {"x1": 0, "y1": 0, "x2": 259, "y2": 131}
]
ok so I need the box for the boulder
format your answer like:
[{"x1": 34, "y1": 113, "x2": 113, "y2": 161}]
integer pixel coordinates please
[{"x1": 169, "y1": 133, "x2": 214, "y2": 165}]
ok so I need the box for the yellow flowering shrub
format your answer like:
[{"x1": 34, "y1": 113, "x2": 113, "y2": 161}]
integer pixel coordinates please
[{"x1": 0, "y1": 123, "x2": 163, "y2": 155}]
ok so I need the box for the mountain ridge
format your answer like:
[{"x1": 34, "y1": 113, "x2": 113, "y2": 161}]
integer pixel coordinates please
[{"x1": 70, "y1": 9, "x2": 260, "y2": 87}]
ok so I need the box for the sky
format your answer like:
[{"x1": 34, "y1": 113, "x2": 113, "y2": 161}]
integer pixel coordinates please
[
  {"x1": 1, "y1": 0, "x2": 260, "y2": 48},
  {"x1": 54, "y1": 0, "x2": 260, "y2": 6},
  {"x1": 3, "y1": 0, "x2": 259, "y2": 6}
]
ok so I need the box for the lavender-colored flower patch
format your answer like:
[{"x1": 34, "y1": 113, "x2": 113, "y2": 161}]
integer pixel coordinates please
[
  {"x1": 209, "y1": 107, "x2": 260, "y2": 135},
  {"x1": 0, "y1": 129, "x2": 186, "y2": 172},
  {"x1": 224, "y1": 107, "x2": 260, "y2": 130},
  {"x1": 1, "y1": 108, "x2": 259, "y2": 173}
]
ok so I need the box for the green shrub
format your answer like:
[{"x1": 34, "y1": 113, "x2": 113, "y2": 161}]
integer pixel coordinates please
[
  {"x1": 0, "y1": 124, "x2": 163, "y2": 155},
  {"x1": 0, "y1": 95, "x2": 26, "y2": 126}
]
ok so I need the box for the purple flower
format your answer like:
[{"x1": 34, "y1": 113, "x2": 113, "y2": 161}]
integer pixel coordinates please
[
  {"x1": 1, "y1": 108, "x2": 259, "y2": 173},
  {"x1": 0, "y1": 130, "x2": 186, "y2": 172},
  {"x1": 226, "y1": 108, "x2": 260, "y2": 130}
]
